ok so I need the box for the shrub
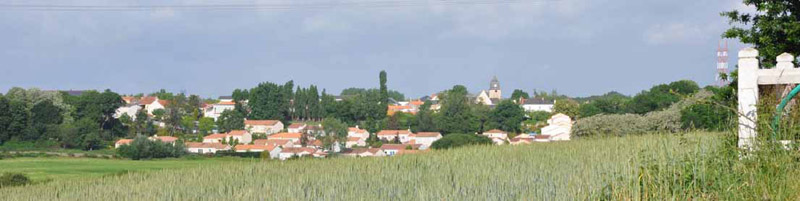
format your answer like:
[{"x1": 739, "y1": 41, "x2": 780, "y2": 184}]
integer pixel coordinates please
[
  {"x1": 116, "y1": 136, "x2": 186, "y2": 160},
  {"x1": 573, "y1": 90, "x2": 711, "y2": 137},
  {"x1": 0, "y1": 173, "x2": 30, "y2": 188},
  {"x1": 430, "y1": 134, "x2": 492, "y2": 149}
]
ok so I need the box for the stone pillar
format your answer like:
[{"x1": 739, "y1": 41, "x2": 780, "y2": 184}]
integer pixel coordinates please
[{"x1": 738, "y1": 48, "x2": 759, "y2": 149}]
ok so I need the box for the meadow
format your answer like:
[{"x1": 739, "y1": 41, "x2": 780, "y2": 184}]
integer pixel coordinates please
[{"x1": 3, "y1": 132, "x2": 779, "y2": 200}]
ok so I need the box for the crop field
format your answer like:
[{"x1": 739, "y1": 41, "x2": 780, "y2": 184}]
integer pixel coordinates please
[
  {"x1": 0, "y1": 157, "x2": 251, "y2": 183},
  {"x1": 2, "y1": 132, "x2": 794, "y2": 200}
]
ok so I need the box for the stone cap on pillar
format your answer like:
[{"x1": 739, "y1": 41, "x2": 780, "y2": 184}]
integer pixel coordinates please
[
  {"x1": 739, "y1": 47, "x2": 759, "y2": 58},
  {"x1": 776, "y1": 53, "x2": 795, "y2": 69}
]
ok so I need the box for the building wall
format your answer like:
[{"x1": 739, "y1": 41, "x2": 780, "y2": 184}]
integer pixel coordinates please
[{"x1": 523, "y1": 104, "x2": 554, "y2": 112}]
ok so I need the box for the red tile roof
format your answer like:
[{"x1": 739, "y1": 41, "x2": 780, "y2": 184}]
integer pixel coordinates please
[
  {"x1": 115, "y1": 139, "x2": 133, "y2": 145},
  {"x1": 534, "y1": 135, "x2": 551, "y2": 139},
  {"x1": 268, "y1": 132, "x2": 303, "y2": 139},
  {"x1": 281, "y1": 147, "x2": 316, "y2": 154},
  {"x1": 185, "y1": 142, "x2": 230, "y2": 149},
  {"x1": 380, "y1": 144, "x2": 421, "y2": 150},
  {"x1": 348, "y1": 127, "x2": 368, "y2": 133},
  {"x1": 347, "y1": 137, "x2": 363, "y2": 142},
  {"x1": 152, "y1": 136, "x2": 178, "y2": 143},
  {"x1": 234, "y1": 144, "x2": 276, "y2": 151},
  {"x1": 343, "y1": 148, "x2": 383, "y2": 155},
  {"x1": 377, "y1": 130, "x2": 412, "y2": 136},
  {"x1": 227, "y1": 130, "x2": 249, "y2": 136},
  {"x1": 415, "y1": 132, "x2": 442, "y2": 138},
  {"x1": 139, "y1": 96, "x2": 157, "y2": 105},
  {"x1": 288, "y1": 123, "x2": 307, "y2": 129},
  {"x1": 245, "y1": 120, "x2": 281, "y2": 126},
  {"x1": 204, "y1": 133, "x2": 229, "y2": 139},
  {"x1": 217, "y1": 101, "x2": 235, "y2": 105},
  {"x1": 485, "y1": 129, "x2": 507, "y2": 134},
  {"x1": 157, "y1": 100, "x2": 169, "y2": 106}
]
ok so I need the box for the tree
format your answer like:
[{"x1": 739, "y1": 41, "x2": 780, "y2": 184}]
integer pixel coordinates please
[
  {"x1": 248, "y1": 82, "x2": 292, "y2": 121},
  {"x1": 430, "y1": 134, "x2": 492, "y2": 149},
  {"x1": 133, "y1": 108, "x2": 148, "y2": 136},
  {"x1": 510, "y1": 89, "x2": 530, "y2": 101},
  {"x1": 180, "y1": 115, "x2": 196, "y2": 134},
  {"x1": 436, "y1": 85, "x2": 477, "y2": 134},
  {"x1": 627, "y1": 80, "x2": 699, "y2": 114},
  {"x1": 415, "y1": 101, "x2": 437, "y2": 132},
  {"x1": 198, "y1": 117, "x2": 215, "y2": 135},
  {"x1": 152, "y1": 109, "x2": 166, "y2": 121},
  {"x1": 322, "y1": 117, "x2": 348, "y2": 150},
  {"x1": 487, "y1": 100, "x2": 526, "y2": 133},
  {"x1": 723, "y1": 0, "x2": 800, "y2": 67},
  {"x1": 217, "y1": 110, "x2": 245, "y2": 133},
  {"x1": 553, "y1": 99, "x2": 579, "y2": 118}
]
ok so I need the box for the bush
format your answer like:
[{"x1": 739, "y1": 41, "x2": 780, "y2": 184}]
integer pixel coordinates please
[
  {"x1": 116, "y1": 136, "x2": 186, "y2": 160},
  {"x1": 430, "y1": 134, "x2": 492, "y2": 150},
  {"x1": 573, "y1": 90, "x2": 711, "y2": 137},
  {"x1": 0, "y1": 173, "x2": 30, "y2": 188}
]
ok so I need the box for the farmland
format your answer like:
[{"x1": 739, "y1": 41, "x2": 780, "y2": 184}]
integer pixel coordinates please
[{"x1": 1, "y1": 132, "x2": 776, "y2": 200}]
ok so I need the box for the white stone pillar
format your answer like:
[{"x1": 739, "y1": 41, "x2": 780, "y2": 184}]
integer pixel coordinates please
[{"x1": 738, "y1": 48, "x2": 760, "y2": 149}]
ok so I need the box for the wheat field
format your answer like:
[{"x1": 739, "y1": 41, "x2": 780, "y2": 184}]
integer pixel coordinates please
[{"x1": 0, "y1": 133, "x2": 723, "y2": 200}]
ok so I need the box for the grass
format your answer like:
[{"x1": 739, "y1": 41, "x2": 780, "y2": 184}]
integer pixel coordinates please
[
  {"x1": 0, "y1": 131, "x2": 749, "y2": 200},
  {"x1": 0, "y1": 157, "x2": 251, "y2": 184}
]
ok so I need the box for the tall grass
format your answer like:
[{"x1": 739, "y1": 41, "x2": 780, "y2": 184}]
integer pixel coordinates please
[{"x1": 0, "y1": 132, "x2": 728, "y2": 200}]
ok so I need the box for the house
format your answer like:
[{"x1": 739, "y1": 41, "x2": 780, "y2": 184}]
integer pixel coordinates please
[
  {"x1": 377, "y1": 130, "x2": 414, "y2": 143},
  {"x1": 519, "y1": 98, "x2": 555, "y2": 113},
  {"x1": 114, "y1": 104, "x2": 142, "y2": 120},
  {"x1": 234, "y1": 144, "x2": 282, "y2": 159},
  {"x1": 245, "y1": 120, "x2": 284, "y2": 134},
  {"x1": 345, "y1": 137, "x2": 367, "y2": 148},
  {"x1": 218, "y1": 95, "x2": 233, "y2": 102},
  {"x1": 287, "y1": 123, "x2": 307, "y2": 133},
  {"x1": 254, "y1": 138, "x2": 296, "y2": 148},
  {"x1": 482, "y1": 129, "x2": 509, "y2": 145},
  {"x1": 533, "y1": 135, "x2": 553, "y2": 142},
  {"x1": 541, "y1": 113, "x2": 573, "y2": 141},
  {"x1": 380, "y1": 144, "x2": 421, "y2": 156},
  {"x1": 185, "y1": 142, "x2": 231, "y2": 154},
  {"x1": 411, "y1": 132, "x2": 442, "y2": 150},
  {"x1": 305, "y1": 124, "x2": 325, "y2": 136},
  {"x1": 341, "y1": 148, "x2": 386, "y2": 157},
  {"x1": 114, "y1": 135, "x2": 178, "y2": 148},
  {"x1": 510, "y1": 134, "x2": 534, "y2": 145},
  {"x1": 347, "y1": 127, "x2": 370, "y2": 140},
  {"x1": 121, "y1": 96, "x2": 137, "y2": 104},
  {"x1": 139, "y1": 96, "x2": 169, "y2": 116},
  {"x1": 203, "y1": 130, "x2": 252, "y2": 144},
  {"x1": 267, "y1": 132, "x2": 304, "y2": 143},
  {"x1": 204, "y1": 99, "x2": 236, "y2": 121},
  {"x1": 475, "y1": 90, "x2": 495, "y2": 105},
  {"x1": 278, "y1": 147, "x2": 316, "y2": 160},
  {"x1": 114, "y1": 139, "x2": 133, "y2": 148}
]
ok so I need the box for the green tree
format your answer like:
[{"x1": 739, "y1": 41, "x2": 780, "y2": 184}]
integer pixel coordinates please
[
  {"x1": 723, "y1": 0, "x2": 800, "y2": 67},
  {"x1": 415, "y1": 101, "x2": 437, "y2": 132},
  {"x1": 510, "y1": 89, "x2": 530, "y2": 101},
  {"x1": 430, "y1": 134, "x2": 492, "y2": 149},
  {"x1": 627, "y1": 80, "x2": 699, "y2": 114},
  {"x1": 487, "y1": 100, "x2": 526, "y2": 133},
  {"x1": 198, "y1": 117, "x2": 215, "y2": 135},
  {"x1": 553, "y1": 99, "x2": 579, "y2": 119},
  {"x1": 436, "y1": 85, "x2": 477, "y2": 134},
  {"x1": 217, "y1": 110, "x2": 245, "y2": 133}
]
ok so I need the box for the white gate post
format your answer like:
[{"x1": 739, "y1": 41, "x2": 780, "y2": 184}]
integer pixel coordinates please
[{"x1": 738, "y1": 48, "x2": 759, "y2": 149}]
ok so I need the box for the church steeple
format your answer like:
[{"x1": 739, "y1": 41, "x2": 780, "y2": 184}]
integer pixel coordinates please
[{"x1": 489, "y1": 76, "x2": 501, "y2": 100}]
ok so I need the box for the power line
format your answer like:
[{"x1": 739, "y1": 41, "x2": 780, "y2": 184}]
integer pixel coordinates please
[{"x1": 0, "y1": 0, "x2": 564, "y2": 11}]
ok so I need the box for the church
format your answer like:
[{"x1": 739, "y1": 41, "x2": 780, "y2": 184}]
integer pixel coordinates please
[{"x1": 475, "y1": 76, "x2": 502, "y2": 106}]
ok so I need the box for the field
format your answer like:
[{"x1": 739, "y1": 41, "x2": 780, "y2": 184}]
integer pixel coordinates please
[
  {"x1": 0, "y1": 157, "x2": 251, "y2": 183},
  {"x1": 0, "y1": 132, "x2": 796, "y2": 200}
]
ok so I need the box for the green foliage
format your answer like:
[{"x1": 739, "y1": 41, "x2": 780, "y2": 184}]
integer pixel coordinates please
[
  {"x1": 436, "y1": 85, "x2": 478, "y2": 134},
  {"x1": 722, "y1": 0, "x2": 800, "y2": 67},
  {"x1": 0, "y1": 173, "x2": 30, "y2": 188},
  {"x1": 340, "y1": 88, "x2": 405, "y2": 102},
  {"x1": 116, "y1": 136, "x2": 186, "y2": 160},
  {"x1": 415, "y1": 101, "x2": 437, "y2": 132},
  {"x1": 322, "y1": 117, "x2": 348, "y2": 146},
  {"x1": 573, "y1": 90, "x2": 711, "y2": 137},
  {"x1": 553, "y1": 99, "x2": 579, "y2": 118},
  {"x1": 510, "y1": 89, "x2": 530, "y2": 101},
  {"x1": 627, "y1": 80, "x2": 699, "y2": 114},
  {"x1": 680, "y1": 86, "x2": 736, "y2": 131},
  {"x1": 487, "y1": 100, "x2": 525, "y2": 133},
  {"x1": 197, "y1": 117, "x2": 215, "y2": 135},
  {"x1": 217, "y1": 110, "x2": 244, "y2": 133},
  {"x1": 151, "y1": 109, "x2": 166, "y2": 121},
  {"x1": 430, "y1": 134, "x2": 492, "y2": 149},
  {"x1": 248, "y1": 81, "x2": 293, "y2": 121},
  {"x1": 577, "y1": 92, "x2": 630, "y2": 118}
]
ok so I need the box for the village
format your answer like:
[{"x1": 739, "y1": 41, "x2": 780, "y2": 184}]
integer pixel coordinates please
[{"x1": 112, "y1": 77, "x2": 574, "y2": 160}]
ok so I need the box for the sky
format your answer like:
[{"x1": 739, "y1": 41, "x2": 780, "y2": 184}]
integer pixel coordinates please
[{"x1": 0, "y1": 0, "x2": 756, "y2": 99}]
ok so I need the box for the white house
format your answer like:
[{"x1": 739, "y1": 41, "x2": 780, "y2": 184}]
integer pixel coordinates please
[
  {"x1": 347, "y1": 127, "x2": 370, "y2": 140},
  {"x1": 287, "y1": 123, "x2": 307, "y2": 133},
  {"x1": 185, "y1": 142, "x2": 231, "y2": 154},
  {"x1": 139, "y1": 96, "x2": 168, "y2": 116},
  {"x1": 278, "y1": 147, "x2": 316, "y2": 160},
  {"x1": 234, "y1": 144, "x2": 282, "y2": 159},
  {"x1": 345, "y1": 137, "x2": 367, "y2": 148},
  {"x1": 541, "y1": 113, "x2": 573, "y2": 141},
  {"x1": 267, "y1": 132, "x2": 303, "y2": 144},
  {"x1": 377, "y1": 130, "x2": 414, "y2": 143},
  {"x1": 475, "y1": 90, "x2": 494, "y2": 105},
  {"x1": 380, "y1": 144, "x2": 421, "y2": 156},
  {"x1": 114, "y1": 135, "x2": 178, "y2": 148},
  {"x1": 483, "y1": 129, "x2": 509, "y2": 145},
  {"x1": 114, "y1": 104, "x2": 142, "y2": 120},
  {"x1": 341, "y1": 148, "x2": 386, "y2": 157},
  {"x1": 411, "y1": 132, "x2": 442, "y2": 150},
  {"x1": 519, "y1": 98, "x2": 555, "y2": 113},
  {"x1": 203, "y1": 130, "x2": 252, "y2": 144},
  {"x1": 204, "y1": 100, "x2": 235, "y2": 121},
  {"x1": 245, "y1": 120, "x2": 284, "y2": 134}
]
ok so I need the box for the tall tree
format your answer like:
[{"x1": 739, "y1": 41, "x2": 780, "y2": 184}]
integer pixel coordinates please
[
  {"x1": 723, "y1": 0, "x2": 800, "y2": 66},
  {"x1": 217, "y1": 110, "x2": 245, "y2": 133},
  {"x1": 510, "y1": 89, "x2": 530, "y2": 101},
  {"x1": 415, "y1": 101, "x2": 437, "y2": 132},
  {"x1": 436, "y1": 85, "x2": 477, "y2": 134},
  {"x1": 487, "y1": 100, "x2": 526, "y2": 133},
  {"x1": 379, "y1": 71, "x2": 389, "y2": 120},
  {"x1": 553, "y1": 99, "x2": 580, "y2": 118}
]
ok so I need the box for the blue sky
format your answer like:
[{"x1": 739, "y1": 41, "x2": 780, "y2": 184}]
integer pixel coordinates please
[{"x1": 0, "y1": 0, "x2": 753, "y2": 99}]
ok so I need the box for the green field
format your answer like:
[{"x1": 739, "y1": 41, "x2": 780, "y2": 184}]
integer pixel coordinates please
[
  {"x1": 0, "y1": 157, "x2": 251, "y2": 183},
  {"x1": 0, "y1": 132, "x2": 797, "y2": 200}
]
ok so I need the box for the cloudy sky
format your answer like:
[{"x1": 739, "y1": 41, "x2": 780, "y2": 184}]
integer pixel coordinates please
[{"x1": 0, "y1": 0, "x2": 754, "y2": 99}]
